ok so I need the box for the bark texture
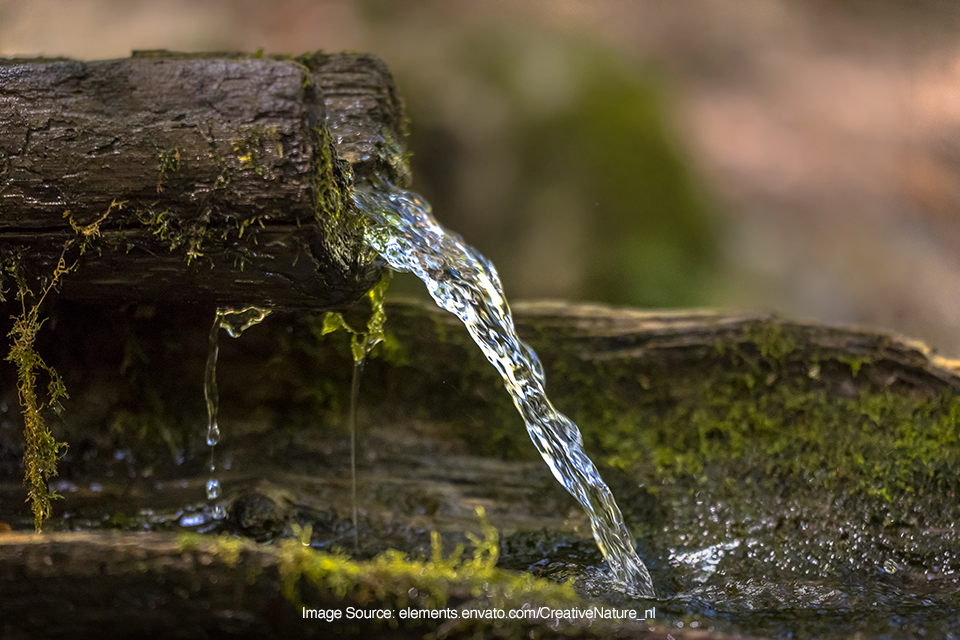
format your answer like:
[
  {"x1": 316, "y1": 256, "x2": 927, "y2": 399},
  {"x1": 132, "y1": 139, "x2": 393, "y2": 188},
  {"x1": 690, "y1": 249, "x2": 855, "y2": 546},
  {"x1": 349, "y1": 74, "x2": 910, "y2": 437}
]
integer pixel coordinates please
[{"x1": 0, "y1": 51, "x2": 407, "y2": 309}]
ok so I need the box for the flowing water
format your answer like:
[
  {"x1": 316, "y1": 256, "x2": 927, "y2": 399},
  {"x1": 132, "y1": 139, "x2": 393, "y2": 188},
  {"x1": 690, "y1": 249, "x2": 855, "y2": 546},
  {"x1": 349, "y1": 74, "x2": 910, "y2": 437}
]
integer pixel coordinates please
[
  {"x1": 202, "y1": 306, "x2": 272, "y2": 520},
  {"x1": 349, "y1": 361, "x2": 363, "y2": 552},
  {"x1": 353, "y1": 179, "x2": 656, "y2": 598}
]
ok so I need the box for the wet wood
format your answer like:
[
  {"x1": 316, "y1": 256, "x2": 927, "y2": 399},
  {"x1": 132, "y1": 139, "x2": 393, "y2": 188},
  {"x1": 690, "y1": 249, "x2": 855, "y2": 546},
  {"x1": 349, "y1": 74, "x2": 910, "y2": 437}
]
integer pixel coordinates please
[
  {"x1": 0, "y1": 531, "x2": 723, "y2": 640},
  {"x1": 379, "y1": 299, "x2": 960, "y2": 400},
  {"x1": 0, "y1": 51, "x2": 407, "y2": 309},
  {"x1": 0, "y1": 300, "x2": 957, "y2": 639},
  {"x1": 508, "y1": 301, "x2": 960, "y2": 392}
]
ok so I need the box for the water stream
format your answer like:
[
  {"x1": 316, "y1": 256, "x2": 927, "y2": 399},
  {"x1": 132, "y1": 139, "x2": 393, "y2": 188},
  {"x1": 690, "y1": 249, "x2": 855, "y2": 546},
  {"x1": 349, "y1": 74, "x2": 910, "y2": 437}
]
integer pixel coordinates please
[
  {"x1": 353, "y1": 179, "x2": 656, "y2": 598},
  {"x1": 348, "y1": 358, "x2": 364, "y2": 553},
  {"x1": 202, "y1": 306, "x2": 272, "y2": 521}
]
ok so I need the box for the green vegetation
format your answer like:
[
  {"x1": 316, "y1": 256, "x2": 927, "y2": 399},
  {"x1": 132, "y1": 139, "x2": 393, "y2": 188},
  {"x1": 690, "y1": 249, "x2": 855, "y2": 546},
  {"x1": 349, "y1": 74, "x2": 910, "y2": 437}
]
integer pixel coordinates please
[
  {"x1": 544, "y1": 323, "x2": 960, "y2": 507},
  {"x1": 136, "y1": 206, "x2": 211, "y2": 264},
  {"x1": 3, "y1": 248, "x2": 71, "y2": 531},
  {"x1": 594, "y1": 366, "x2": 960, "y2": 502},
  {"x1": 178, "y1": 508, "x2": 583, "y2": 632},
  {"x1": 311, "y1": 123, "x2": 368, "y2": 268},
  {"x1": 321, "y1": 273, "x2": 393, "y2": 364},
  {"x1": 64, "y1": 198, "x2": 126, "y2": 255},
  {"x1": 156, "y1": 148, "x2": 181, "y2": 193},
  {"x1": 275, "y1": 507, "x2": 518, "y2": 608},
  {"x1": 3, "y1": 202, "x2": 128, "y2": 530},
  {"x1": 231, "y1": 124, "x2": 281, "y2": 176},
  {"x1": 374, "y1": 306, "x2": 960, "y2": 509}
]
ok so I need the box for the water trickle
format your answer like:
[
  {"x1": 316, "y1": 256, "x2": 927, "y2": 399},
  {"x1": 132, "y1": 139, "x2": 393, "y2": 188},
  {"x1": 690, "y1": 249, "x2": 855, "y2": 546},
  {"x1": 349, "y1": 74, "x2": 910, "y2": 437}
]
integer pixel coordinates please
[
  {"x1": 320, "y1": 276, "x2": 390, "y2": 553},
  {"x1": 348, "y1": 359, "x2": 364, "y2": 552},
  {"x1": 353, "y1": 180, "x2": 656, "y2": 598},
  {"x1": 203, "y1": 306, "x2": 272, "y2": 519}
]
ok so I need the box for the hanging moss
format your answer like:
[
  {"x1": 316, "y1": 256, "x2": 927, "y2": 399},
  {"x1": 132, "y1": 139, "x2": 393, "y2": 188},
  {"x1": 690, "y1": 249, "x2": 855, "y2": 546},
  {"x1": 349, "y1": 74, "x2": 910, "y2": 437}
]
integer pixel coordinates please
[
  {"x1": 2, "y1": 200, "x2": 124, "y2": 530},
  {"x1": 3, "y1": 248, "x2": 72, "y2": 531}
]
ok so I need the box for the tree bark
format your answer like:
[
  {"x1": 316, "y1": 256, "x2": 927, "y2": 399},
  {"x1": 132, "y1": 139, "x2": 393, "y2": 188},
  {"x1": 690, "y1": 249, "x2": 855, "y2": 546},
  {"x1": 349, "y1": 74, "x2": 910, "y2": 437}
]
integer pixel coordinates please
[{"x1": 0, "y1": 51, "x2": 407, "y2": 309}]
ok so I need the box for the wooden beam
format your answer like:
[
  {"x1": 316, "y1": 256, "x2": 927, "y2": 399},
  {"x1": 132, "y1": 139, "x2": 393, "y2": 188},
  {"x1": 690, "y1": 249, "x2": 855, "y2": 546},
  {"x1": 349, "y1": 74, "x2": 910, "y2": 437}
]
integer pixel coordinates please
[{"x1": 0, "y1": 51, "x2": 407, "y2": 309}]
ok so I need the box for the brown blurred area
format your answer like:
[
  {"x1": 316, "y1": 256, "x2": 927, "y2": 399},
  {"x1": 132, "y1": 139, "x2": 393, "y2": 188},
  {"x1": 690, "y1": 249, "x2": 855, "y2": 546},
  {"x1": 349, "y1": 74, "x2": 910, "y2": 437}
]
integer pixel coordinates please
[{"x1": 4, "y1": 0, "x2": 960, "y2": 354}]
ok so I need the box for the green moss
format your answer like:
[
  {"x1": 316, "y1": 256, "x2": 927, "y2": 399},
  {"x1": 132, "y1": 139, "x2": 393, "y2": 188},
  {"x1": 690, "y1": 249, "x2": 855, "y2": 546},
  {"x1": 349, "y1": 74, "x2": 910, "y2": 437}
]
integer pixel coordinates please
[
  {"x1": 307, "y1": 121, "x2": 384, "y2": 287},
  {"x1": 556, "y1": 328, "x2": 960, "y2": 507},
  {"x1": 312, "y1": 511, "x2": 571, "y2": 613},
  {"x1": 156, "y1": 148, "x2": 181, "y2": 193},
  {"x1": 3, "y1": 248, "x2": 71, "y2": 531},
  {"x1": 137, "y1": 206, "x2": 211, "y2": 265},
  {"x1": 377, "y1": 307, "x2": 960, "y2": 506},
  {"x1": 178, "y1": 531, "x2": 259, "y2": 567},
  {"x1": 63, "y1": 198, "x2": 124, "y2": 255},
  {"x1": 838, "y1": 353, "x2": 869, "y2": 377},
  {"x1": 290, "y1": 51, "x2": 330, "y2": 84},
  {"x1": 310, "y1": 124, "x2": 365, "y2": 262},
  {"x1": 279, "y1": 508, "x2": 501, "y2": 608},
  {"x1": 177, "y1": 508, "x2": 581, "y2": 628},
  {"x1": 208, "y1": 150, "x2": 235, "y2": 196},
  {"x1": 742, "y1": 319, "x2": 798, "y2": 363},
  {"x1": 231, "y1": 124, "x2": 281, "y2": 177}
]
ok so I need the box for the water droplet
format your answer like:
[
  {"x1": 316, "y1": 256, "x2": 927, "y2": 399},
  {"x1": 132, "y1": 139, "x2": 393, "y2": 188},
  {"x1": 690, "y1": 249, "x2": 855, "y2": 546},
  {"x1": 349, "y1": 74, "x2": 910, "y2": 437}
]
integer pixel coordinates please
[
  {"x1": 206, "y1": 478, "x2": 221, "y2": 500},
  {"x1": 180, "y1": 513, "x2": 205, "y2": 527},
  {"x1": 206, "y1": 423, "x2": 220, "y2": 447}
]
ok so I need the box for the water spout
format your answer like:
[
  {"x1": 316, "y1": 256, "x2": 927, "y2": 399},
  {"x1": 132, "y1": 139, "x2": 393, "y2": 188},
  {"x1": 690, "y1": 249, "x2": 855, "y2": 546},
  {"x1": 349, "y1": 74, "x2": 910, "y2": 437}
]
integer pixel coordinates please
[{"x1": 353, "y1": 180, "x2": 655, "y2": 597}]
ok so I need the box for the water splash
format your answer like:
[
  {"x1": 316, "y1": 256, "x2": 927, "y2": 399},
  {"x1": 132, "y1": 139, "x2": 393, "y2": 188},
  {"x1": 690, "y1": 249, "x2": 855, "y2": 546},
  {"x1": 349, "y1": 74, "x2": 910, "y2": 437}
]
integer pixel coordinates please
[
  {"x1": 353, "y1": 180, "x2": 655, "y2": 597},
  {"x1": 203, "y1": 306, "x2": 272, "y2": 519}
]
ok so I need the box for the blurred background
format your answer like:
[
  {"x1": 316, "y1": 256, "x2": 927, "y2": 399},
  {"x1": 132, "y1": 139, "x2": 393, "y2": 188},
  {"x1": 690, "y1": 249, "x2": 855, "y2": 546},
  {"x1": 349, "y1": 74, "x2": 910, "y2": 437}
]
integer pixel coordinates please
[{"x1": 4, "y1": 0, "x2": 960, "y2": 354}]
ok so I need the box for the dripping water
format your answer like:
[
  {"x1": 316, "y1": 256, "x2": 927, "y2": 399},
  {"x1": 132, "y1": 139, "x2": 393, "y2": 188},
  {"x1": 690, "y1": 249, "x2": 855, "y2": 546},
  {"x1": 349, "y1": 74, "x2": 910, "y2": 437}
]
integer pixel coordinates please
[
  {"x1": 203, "y1": 314, "x2": 221, "y2": 519},
  {"x1": 321, "y1": 276, "x2": 389, "y2": 553},
  {"x1": 353, "y1": 180, "x2": 656, "y2": 598},
  {"x1": 203, "y1": 306, "x2": 272, "y2": 520},
  {"x1": 349, "y1": 359, "x2": 364, "y2": 553}
]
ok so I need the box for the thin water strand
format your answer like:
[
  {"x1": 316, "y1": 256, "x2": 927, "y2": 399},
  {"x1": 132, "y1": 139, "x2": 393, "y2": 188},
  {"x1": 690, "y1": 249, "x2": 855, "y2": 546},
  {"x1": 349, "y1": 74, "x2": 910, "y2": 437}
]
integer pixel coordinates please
[
  {"x1": 353, "y1": 181, "x2": 655, "y2": 597},
  {"x1": 203, "y1": 312, "x2": 222, "y2": 517},
  {"x1": 203, "y1": 306, "x2": 272, "y2": 520},
  {"x1": 349, "y1": 359, "x2": 365, "y2": 553},
  {"x1": 320, "y1": 276, "x2": 390, "y2": 553}
]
